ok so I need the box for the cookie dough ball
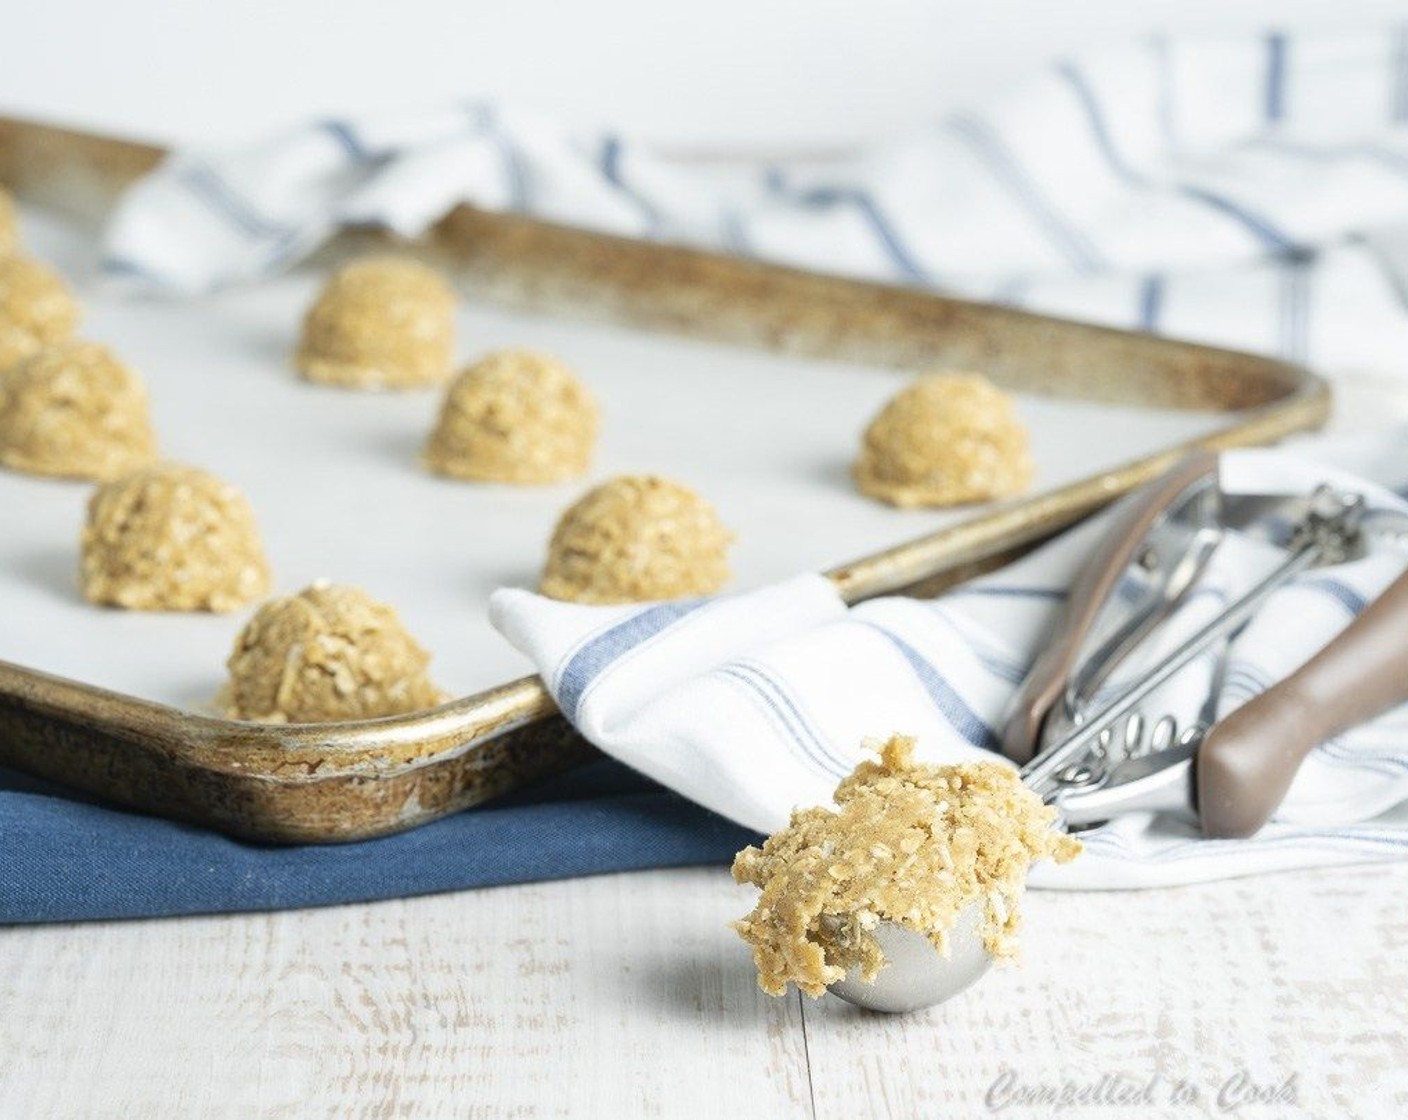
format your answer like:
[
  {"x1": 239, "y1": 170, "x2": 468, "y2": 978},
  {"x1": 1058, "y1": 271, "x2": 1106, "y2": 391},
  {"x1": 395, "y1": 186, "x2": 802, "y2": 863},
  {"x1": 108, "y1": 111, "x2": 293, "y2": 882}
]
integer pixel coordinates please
[
  {"x1": 223, "y1": 581, "x2": 445, "y2": 723},
  {"x1": 540, "y1": 474, "x2": 734, "y2": 604},
  {"x1": 0, "y1": 254, "x2": 79, "y2": 371},
  {"x1": 295, "y1": 256, "x2": 455, "y2": 390},
  {"x1": 81, "y1": 464, "x2": 271, "y2": 612},
  {"x1": 423, "y1": 349, "x2": 598, "y2": 483},
  {"x1": 0, "y1": 341, "x2": 158, "y2": 480},
  {"x1": 0, "y1": 187, "x2": 18, "y2": 257},
  {"x1": 854, "y1": 372, "x2": 1033, "y2": 508}
]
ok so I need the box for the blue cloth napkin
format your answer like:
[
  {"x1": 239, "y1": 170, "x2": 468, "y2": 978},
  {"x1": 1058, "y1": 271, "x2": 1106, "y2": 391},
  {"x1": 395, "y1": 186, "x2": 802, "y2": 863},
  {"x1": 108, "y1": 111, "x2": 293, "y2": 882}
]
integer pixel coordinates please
[{"x1": 0, "y1": 760, "x2": 758, "y2": 924}]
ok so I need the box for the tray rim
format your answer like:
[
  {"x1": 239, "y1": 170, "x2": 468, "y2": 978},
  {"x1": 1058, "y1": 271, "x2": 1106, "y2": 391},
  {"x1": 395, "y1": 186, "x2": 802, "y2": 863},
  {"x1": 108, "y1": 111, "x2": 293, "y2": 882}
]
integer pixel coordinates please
[{"x1": 0, "y1": 115, "x2": 1332, "y2": 841}]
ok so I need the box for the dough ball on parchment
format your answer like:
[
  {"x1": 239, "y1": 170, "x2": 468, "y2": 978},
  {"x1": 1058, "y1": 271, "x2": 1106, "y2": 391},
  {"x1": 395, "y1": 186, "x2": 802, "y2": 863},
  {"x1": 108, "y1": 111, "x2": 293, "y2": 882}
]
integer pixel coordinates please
[
  {"x1": 422, "y1": 348, "x2": 599, "y2": 483},
  {"x1": 853, "y1": 372, "x2": 1033, "y2": 508},
  {"x1": 223, "y1": 581, "x2": 446, "y2": 723},
  {"x1": 294, "y1": 256, "x2": 456, "y2": 390},
  {"x1": 540, "y1": 474, "x2": 734, "y2": 604},
  {"x1": 80, "y1": 464, "x2": 271, "y2": 613},
  {"x1": 0, "y1": 254, "x2": 79, "y2": 371},
  {"x1": 0, "y1": 187, "x2": 19, "y2": 257},
  {"x1": 0, "y1": 341, "x2": 158, "y2": 480}
]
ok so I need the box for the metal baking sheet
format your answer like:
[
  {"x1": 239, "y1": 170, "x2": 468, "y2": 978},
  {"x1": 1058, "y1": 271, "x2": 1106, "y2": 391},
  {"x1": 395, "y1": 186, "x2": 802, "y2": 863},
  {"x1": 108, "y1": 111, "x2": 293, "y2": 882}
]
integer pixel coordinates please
[
  {"x1": 0, "y1": 116, "x2": 1328, "y2": 842},
  {"x1": 4, "y1": 208, "x2": 1229, "y2": 711}
]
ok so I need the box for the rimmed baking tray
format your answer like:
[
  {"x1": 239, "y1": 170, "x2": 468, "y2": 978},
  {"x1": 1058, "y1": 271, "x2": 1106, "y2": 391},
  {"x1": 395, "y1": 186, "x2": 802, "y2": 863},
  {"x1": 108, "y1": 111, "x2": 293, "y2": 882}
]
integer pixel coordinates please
[{"x1": 0, "y1": 117, "x2": 1329, "y2": 843}]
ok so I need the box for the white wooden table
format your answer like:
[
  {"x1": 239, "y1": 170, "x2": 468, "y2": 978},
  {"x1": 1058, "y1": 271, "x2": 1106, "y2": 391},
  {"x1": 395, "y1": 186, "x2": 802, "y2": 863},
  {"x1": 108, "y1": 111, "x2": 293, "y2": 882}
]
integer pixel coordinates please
[{"x1": 3, "y1": 378, "x2": 1408, "y2": 1120}]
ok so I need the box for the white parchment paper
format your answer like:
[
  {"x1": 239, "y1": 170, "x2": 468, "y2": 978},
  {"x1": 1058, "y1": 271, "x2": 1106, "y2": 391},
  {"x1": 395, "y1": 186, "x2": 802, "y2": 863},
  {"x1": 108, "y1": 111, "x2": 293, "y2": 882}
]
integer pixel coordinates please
[{"x1": 0, "y1": 210, "x2": 1224, "y2": 710}]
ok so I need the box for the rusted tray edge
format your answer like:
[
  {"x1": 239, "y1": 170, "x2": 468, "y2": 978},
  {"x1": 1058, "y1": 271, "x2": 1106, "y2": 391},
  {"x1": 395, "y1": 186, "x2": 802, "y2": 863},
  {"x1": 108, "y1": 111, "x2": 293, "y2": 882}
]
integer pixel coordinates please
[{"x1": 0, "y1": 116, "x2": 1332, "y2": 842}]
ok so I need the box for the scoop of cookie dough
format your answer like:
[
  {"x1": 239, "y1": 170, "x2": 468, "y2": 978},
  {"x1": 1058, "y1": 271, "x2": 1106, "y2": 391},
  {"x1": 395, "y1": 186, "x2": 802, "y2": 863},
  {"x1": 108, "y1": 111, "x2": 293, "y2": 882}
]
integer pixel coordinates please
[
  {"x1": 854, "y1": 372, "x2": 1033, "y2": 508},
  {"x1": 223, "y1": 581, "x2": 445, "y2": 723},
  {"x1": 295, "y1": 256, "x2": 455, "y2": 390},
  {"x1": 0, "y1": 341, "x2": 158, "y2": 480},
  {"x1": 0, "y1": 187, "x2": 19, "y2": 257},
  {"x1": 423, "y1": 349, "x2": 599, "y2": 483},
  {"x1": 81, "y1": 464, "x2": 271, "y2": 612},
  {"x1": 732, "y1": 734, "x2": 1081, "y2": 998},
  {"x1": 540, "y1": 474, "x2": 733, "y2": 604},
  {"x1": 0, "y1": 254, "x2": 79, "y2": 371}
]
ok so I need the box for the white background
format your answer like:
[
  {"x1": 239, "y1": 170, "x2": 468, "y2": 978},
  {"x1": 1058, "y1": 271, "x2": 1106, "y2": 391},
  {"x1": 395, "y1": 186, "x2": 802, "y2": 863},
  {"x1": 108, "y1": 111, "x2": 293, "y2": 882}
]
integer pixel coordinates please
[{"x1": 5, "y1": 1, "x2": 1408, "y2": 151}]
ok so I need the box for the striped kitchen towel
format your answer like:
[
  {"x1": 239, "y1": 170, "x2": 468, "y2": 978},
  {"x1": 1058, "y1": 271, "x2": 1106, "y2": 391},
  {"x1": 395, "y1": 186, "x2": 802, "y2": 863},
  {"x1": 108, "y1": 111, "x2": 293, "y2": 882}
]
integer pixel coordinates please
[
  {"x1": 104, "y1": 27, "x2": 1408, "y2": 373},
  {"x1": 490, "y1": 432, "x2": 1408, "y2": 889}
]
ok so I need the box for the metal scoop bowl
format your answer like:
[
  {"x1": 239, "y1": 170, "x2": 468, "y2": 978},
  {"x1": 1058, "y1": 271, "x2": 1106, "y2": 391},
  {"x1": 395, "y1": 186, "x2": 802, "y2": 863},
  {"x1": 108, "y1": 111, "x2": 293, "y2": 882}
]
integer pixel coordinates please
[{"x1": 827, "y1": 905, "x2": 992, "y2": 1014}]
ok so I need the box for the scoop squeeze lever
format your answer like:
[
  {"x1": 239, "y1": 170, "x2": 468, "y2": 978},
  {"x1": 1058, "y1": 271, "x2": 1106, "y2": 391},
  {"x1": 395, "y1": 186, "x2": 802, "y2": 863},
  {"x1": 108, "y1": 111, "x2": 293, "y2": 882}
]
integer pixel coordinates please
[{"x1": 1001, "y1": 452, "x2": 1221, "y2": 765}]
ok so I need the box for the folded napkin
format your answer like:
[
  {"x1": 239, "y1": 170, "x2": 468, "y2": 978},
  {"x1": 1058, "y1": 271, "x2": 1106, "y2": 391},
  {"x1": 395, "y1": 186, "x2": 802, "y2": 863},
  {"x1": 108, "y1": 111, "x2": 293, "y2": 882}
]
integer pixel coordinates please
[
  {"x1": 0, "y1": 759, "x2": 755, "y2": 924},
  {"x1": 491, "y1": 433, "x2": 1408, "y2": 890},
  {"x1": 105, "y1": 28, "x2": 1408, "y2": 373}
]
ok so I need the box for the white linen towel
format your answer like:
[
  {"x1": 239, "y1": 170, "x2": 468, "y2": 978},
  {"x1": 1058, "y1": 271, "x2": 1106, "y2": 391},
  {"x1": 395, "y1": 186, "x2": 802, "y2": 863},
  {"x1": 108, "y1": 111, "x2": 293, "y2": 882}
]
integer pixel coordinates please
[
  {"x1": 491, "y1": 435, "x2": 1408, "y2": 888},
  {"x1": 104, "y1": 28, "x2": 1408, "y2": 374}
]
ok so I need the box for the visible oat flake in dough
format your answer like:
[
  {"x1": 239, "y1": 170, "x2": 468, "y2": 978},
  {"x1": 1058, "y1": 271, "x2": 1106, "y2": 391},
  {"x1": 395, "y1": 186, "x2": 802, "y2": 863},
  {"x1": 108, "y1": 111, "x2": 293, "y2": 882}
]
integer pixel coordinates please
[
  {"x1": 0, "y1": 254, "x2": 80, "y2": 372},
  {"x1": 423, "y1": 349, "x2": 599, "y2": 483},
  {"x1": 0, "y1": 341, "x2": 158, "y2": 480},
  {"x1": 731, "y1": 734, "x2": 1080, "y2": 998},
  {"x1": 81, "y1": 464, "x2": 271, "y2": 613},
  {"x1": 223, "y1": 581, "x2": 445, "y2": 723},
  {"x1": 295, "y1": 256, "x2": 455, "y2": 390},
  {"x1": 540, "y1": 474, "x2": 733, "y2": 604},
  {"x1": 854, "y1": 372, "x2": 1033, "y2": 508}
]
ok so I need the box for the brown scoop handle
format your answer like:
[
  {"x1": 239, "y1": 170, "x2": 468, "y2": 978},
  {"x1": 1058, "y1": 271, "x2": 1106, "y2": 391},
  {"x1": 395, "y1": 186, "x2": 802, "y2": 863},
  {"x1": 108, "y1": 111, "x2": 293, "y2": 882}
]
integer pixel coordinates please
[
  {"x1": 1000, "y1": 452, "x2": 1220, "y2": 764},
  {"x1": 1198, "y1": 564, "x2": 1408, "y2": 838}
]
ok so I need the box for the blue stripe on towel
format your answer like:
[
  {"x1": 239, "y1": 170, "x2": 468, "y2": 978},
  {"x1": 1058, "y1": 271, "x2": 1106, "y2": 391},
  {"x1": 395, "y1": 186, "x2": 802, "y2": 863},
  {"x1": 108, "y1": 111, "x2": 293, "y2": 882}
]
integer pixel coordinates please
[
  {"x1": 735, "y1": 661, "x2": 855, "y2": 775},
  {"x1": 1058, "y1": 61, "x2": 1304, "y2": 256},
  {"x1": 1277, "y1": 254, "x2": 1313, "y2": 362},
  {"x1": 178, "y1": 162, "x2": 292, "y2": 240},
  {"x1": 1056, "y1": 62, "x2": 1147, "y2": 184},
  {"x1": 1178, "y1": 184, "x2": 1302, "y2": 254},
  {"x1": 100, "y1": 255, "x2": 171, "y2": 286},
  {"x1": 718, "y1": 664, "x2": 850, "y2": 779},
  {"x1": 321, "y1": 119, "x2": 371, "y2": 161},
  {"x1": 921, "y1": 605, "x2": 1030, "y2": 684},
  {"x1": 1393, "y1": 26, "x2": 1408, "y2": 123},
  {"x1": 469, "y1": 103, "x2": 530, "y2": 210},
  {"x1": 1138, "y1": 274, "x2": 1165, "y2": 331},
  {"x1": 764, "y1": 168, "x2": 932, "y2": 284},
  {"x1": 556, "y1": 599, "x2": 707, "y2": 720},
  {"x1": 949, "y1": 584, "x2": 1067, "y2": 602},
  {"x1": 947, "y1": 112, "x2": 1105, "y2": 273},
  {"x1": 600, "y1": 135, "x2": 660, "y2": 235},
  {"x1": 1078, "y1": 824, "x2": 1408, "y2": 862},
  {"x1": 861, "y1": 622, "x2": 1000, "y2": 751},
  {"x1": 1357, "y1": 235, "x2": 1408, "y2": 312},
  {"x1": 1264, "y1": 32, "x2": 1288, "y2": 124},
  {"x1": 1300, "y1": 575, "x2": 1368, "y2": 616}
]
